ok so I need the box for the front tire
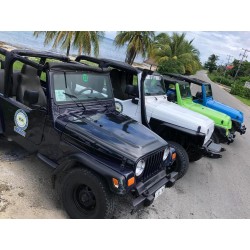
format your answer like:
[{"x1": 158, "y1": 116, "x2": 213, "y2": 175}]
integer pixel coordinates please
[
  {"x1": 187, "y1": 146, "x2": 203, "y2": 162},
  {"x1": 60, "y1": 168, "x2": 114, "y2": 219},
  {"x1": 168, "y1": 141, "x2": 189, "y2": 180},
  {"x1": 211, "y1": 132, "x2": 220, "y2": 144}
]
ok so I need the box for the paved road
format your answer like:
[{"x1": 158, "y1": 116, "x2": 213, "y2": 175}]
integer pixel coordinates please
[{"x1": 0, "y1": 70, "x2": 250, "y2": 218}]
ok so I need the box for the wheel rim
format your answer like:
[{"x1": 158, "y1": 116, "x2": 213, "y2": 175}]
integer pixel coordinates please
[{"x1": 73, "y1": 184, "x2": 96, "y2": 214}]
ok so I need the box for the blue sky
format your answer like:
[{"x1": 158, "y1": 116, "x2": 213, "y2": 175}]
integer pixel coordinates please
[{"x1": 105, "y1": 31, "x2": 250, "y2": 64}]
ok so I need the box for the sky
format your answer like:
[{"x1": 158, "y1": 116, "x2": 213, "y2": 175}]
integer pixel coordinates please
[{"x1": 105, "y1": 31, "x2": 250, "y2": 64}]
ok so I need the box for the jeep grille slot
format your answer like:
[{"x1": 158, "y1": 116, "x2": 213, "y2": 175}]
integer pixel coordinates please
[{"x1": 142, "y1": 150, "x2": 164, "y2": 181}]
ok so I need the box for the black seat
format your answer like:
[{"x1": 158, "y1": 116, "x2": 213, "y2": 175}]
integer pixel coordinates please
[
  {"x1": 16, "y1": 65, "x2": 47, "y2": 107},
  {"x1": 196, "y1": 91, "x2": 202, "y2": 99},
  {"x1": 110, "y1": 69, "x2": 125, "y2": 100},
  {"x1": 11, "y1": 71, "x2": 21, "y2": 97}
]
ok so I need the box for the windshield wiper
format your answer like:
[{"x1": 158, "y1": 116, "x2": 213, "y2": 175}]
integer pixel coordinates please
[{"x1": 63, "y1": 92, "x2": 86, "y2": 111}]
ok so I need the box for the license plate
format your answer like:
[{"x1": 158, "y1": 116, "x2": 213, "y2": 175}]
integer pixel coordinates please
[{"x1": 154, "y1": 185, "x2": 165, "y2": 199}]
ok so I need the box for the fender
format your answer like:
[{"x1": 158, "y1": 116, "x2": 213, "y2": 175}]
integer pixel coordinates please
[{"x1": 53, "y1": 152, "x2": 128, "y2": 194}]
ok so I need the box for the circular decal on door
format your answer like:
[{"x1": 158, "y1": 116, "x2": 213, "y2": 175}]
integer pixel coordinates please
[
  {"x1": 14, "y1": 109, "x2": 28, "y2": 137},
  {"x1": 115, "y1": 101, "x2": 123, "y2": 113}
]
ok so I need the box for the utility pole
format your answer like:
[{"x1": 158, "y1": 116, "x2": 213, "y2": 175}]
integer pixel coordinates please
[
  {"x1": 234, "y1": 48, "x2": 250, "y2": 79},
  {"x1": 223, "y1": 55, "x2": 233, "y2": 76}
]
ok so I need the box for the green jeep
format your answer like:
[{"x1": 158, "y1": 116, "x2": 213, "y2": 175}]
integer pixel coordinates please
[{"x1": 163, "y1": 75, "x2": 235, "y2": 144}]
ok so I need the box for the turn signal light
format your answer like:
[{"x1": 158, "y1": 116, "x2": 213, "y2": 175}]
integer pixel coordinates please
[
  {"x1": 112, "y1": 178, "x2": 119, "y2": 188},
  {"x1": 172, "y1": 152, "x2": 176, "y2": 160},
  {"x1": 127, "y1": 177, "x2": 135, "y2": 187}
]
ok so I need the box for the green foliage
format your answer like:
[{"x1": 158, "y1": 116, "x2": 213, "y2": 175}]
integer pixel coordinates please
[
  {"x1": 208, "y1": 73, "x2": 234, "y2": 86},
  {"x1": 33, "y1": 31, "x2": 104, "y2": 57},
  {"x1": 235, "y1": 76, "x2": 250, "y2": 85},
  {"x1": 230, "y1": 84, "x2": 250, "y2": 99},
  {"x1": 150, "y1": 32, "x2": 201, "y2": 75},
  {"x1": 227, "y1": 59, "x2": 250, "y2": 77},
  {"x1": 114, "y1": 31, "x2": 155, "y2": 65},
  {"x1": 158, "y1": 59, "x2": 185, "y2": 74},
  {"x1": 204, "y1": 54, "x2": 219, "y2": 73}
]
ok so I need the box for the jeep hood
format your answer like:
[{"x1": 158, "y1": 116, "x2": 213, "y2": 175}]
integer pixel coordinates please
[
  {"x1": 207, "y1": 99, "x2": 244, "y2": 123},
  {"x1": 183, "y1": 99, "x2": 232, "y2": 129},
  {"x1": 56, "y1": 111, "x2": 167, "y2": 161},
  {"x1": 145, "y1": 96, "x2": 214, "y2": 144}
]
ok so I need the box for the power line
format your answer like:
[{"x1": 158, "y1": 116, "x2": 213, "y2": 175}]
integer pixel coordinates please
[{"x1": 234, "y1": 48, "x2": 250, "y2": 79}]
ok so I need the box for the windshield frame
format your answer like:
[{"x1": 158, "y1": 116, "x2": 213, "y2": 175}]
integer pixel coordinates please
[
  {"x1": 205, "y1": 84, "x2": 213, "y2": 97},
  {"x1": 50, "y1": 70, "x2": 114, "y2": 106},
  {"x1": 179, "y1": 82, "x2": 192, "y2": 99},
  {"x1": 143, "y1": 74, "x2": 166, "y2": 96}
]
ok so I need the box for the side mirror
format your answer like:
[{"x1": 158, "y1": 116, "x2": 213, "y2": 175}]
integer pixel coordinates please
[
  {"x1": 24, "y1": 90, "x2": 39, "y2": 107},
  {"x1": 125, "y1": 85, "x2": 139, "y2": 97},
  {"x1": 167, "y1": 92, "x2": 176, "y2": 102}
]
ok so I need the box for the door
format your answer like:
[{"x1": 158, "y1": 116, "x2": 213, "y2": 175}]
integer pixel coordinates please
[{"x1": 0, "y1": 97, "x2": 47, "y2": 151}]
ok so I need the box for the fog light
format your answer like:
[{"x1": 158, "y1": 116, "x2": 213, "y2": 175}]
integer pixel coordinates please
[{"x1": 112, "y1": 178, "x2": 119, "y2": 188}]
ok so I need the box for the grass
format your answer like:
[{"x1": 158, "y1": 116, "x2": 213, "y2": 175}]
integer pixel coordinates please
[{"x1": 233, "y1": 95, "x2": 250, "y2": 106}]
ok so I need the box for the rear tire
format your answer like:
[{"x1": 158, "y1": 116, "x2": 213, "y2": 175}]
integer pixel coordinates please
[
  {"x1": 60, "y1": 168, "x2": 114, "y2": 219},
  {"x1": 168, "y1": 141, "x2": 189, "y2": 180}
]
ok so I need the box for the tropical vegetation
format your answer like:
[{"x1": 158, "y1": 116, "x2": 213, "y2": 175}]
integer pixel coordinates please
[
  {"x1": 114, "y1": 31, "x2": 155, "y2": 65},
  {"x1": 204, "y1": 54, "x2": 219, "y2": 73},
  {"x1": 206, "y1": 55, "x2": 250, "y2": 101},
  {"x1": 33, "y1": 31, "x2": 104, "y2": 56},
  {"x1": 150, "y1": 32, "x2": 202, "y2": 75}
]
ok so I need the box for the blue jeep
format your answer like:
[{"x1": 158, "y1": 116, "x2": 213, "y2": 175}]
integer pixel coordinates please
[{"x1": 164, "y1": 73, "x2": 246, "y2": 135}]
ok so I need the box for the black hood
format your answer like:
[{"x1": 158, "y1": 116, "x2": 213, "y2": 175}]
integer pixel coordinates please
[{"x1": 56, "y1": 110, "x2": 167, "y2": 161}]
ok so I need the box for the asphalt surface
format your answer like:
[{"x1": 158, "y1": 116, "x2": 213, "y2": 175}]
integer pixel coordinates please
[{"x1": 0, "y1": 70, "x2": 250, "y2": 219}]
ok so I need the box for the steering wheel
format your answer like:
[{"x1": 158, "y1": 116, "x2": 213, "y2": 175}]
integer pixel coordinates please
[{"x1": 75, "y1": 88, "x2": 93, "y2": 95}]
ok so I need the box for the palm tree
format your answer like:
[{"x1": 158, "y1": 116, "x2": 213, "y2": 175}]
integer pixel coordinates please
[
  {"x1": 33, "y1": 31, "x2": 104, "y2": 57},
  {"x1": 114, "y1": 31, "x2": 155, "y2": 65},
  {"x1": 73, "y1": 31, "x2": 104, "y2": 56},
  {"x1": 151, "y1": 32, "x2": 201, "y2": 74}
]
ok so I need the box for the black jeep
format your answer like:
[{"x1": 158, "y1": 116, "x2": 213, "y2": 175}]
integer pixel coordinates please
[{"x1": 0, "y1": 48, "x2": 178, "y2": 218}]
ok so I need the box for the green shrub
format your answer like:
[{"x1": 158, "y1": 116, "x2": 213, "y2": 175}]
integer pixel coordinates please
[
  {"x1": 230, "y1": 84, "x2": 250, "y2": 99},
  {"x1": 208, "y1": 74, "x2": 234, "y2": 86},
  {"x1": 158, "y1": 60, "x2": 185, "y2": 75}
]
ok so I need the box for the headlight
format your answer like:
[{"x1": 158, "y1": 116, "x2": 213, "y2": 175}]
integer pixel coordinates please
[
  {"x1": 136, "y1": 160, "x2": 146, "y2": 176},
  {"x1": 163, "y1": 147, "x2": 170, "y2": 161}
]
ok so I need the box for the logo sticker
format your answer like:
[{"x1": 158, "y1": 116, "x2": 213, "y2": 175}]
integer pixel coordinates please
[
  {"x1": 115, "y1": 101, "x2": 123, "y2": 113},
  {"x1": 14, "y1": 109, "x2": 28, "y2": 137},
  {"x1": 82, "y1": 74, "x2": 88, "y2": 82}
]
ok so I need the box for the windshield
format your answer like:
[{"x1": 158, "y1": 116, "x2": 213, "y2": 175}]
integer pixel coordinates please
[
  {"x1": 205, "y1": 84, "x2": 213, "y2": 97},
  {"x1": 179, "y1": 83, "x2": 192, "y2": 99},
  {"x1": 51, "y1": 72, "x2": 113, "y2": 103},
  {"x1": 144, "y1": 75, "x2": 166, "y2": 96}
]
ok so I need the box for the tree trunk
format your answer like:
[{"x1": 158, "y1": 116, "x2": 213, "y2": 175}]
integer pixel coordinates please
[
  {"x1": 125, "y1": 47, "x2": 137, "y2": 65},
  {"x1": 66, "y1": 44, "x2": 71, "y2": 56}
]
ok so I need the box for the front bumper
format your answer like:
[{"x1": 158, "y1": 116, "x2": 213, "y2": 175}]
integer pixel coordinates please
[
  {"x1": 131, "y1": 170, "x2": 178, "y2": 213},
  {"x1": 215, "y1": 126, "x2": 235, "y2": 144},
  {"x1": 202, "y1": 139, "x2": 225, "y2": 158},
  {"x1": 237, "y1": 124, "x2": 246, "y2": 135}
]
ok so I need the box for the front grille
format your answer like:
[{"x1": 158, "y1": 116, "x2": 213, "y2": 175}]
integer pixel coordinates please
[{"x1": 141, "y1": 150, "x2": 164, "y2": 182}]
